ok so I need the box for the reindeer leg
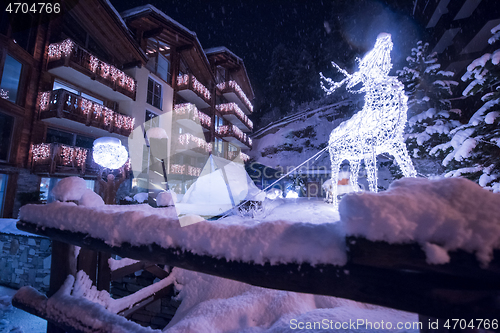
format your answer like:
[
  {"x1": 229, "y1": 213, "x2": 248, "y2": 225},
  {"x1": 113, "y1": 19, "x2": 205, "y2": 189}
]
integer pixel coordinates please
[
  {"x1": 391, "y1": 142, "x2": 417, "y2": 177},
  {"x1": 349, "y1": 159, "x2": 360, "y2": 192},
  {"x1": 330, "y1": 150, "x2": 341, "y2": 207},
  {"x1": 364, "y1": 144, "x2": 378, "y2": 192}
]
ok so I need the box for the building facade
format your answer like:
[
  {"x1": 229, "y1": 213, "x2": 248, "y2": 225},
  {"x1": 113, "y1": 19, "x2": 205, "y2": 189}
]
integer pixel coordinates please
[{"x1": 0, "y1": 1, "x2": 254, "y2": 217}]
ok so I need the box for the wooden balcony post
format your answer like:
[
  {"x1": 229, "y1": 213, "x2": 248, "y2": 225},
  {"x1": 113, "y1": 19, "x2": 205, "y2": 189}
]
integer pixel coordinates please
[{"x1": 47, "y1": 240, "x2": 76, "y2": 333}]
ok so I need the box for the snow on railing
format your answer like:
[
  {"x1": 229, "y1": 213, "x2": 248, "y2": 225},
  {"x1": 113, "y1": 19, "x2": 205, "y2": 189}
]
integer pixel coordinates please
[
  {"x1": 47, "y1": 39, "x2": 136, "y2": 93},
  {"x1": 178, "y1": 133, "x2": 212, "y2": 153},
  {"x1": 177, "y1": 74, "x2": 211, "y2": 102},
  {"x1": 174, "y1": 103, "x2": 211, "y2": 129},
  {"x1": 216, "y1": 102, "x2": 253, "y2": 130},
  {"x1": 217, "y1": 80, "x2": 253, "y2": 113}
]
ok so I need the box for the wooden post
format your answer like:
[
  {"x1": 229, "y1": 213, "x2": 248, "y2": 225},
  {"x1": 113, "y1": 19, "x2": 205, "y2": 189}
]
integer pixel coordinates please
[
  {"x1": 77, "y1": 248, "x2": 97, "y2": 285},
  {"x1": 47, "y1": 240, "x2": 76, "y2": 333},
  {"x1": 97, "y1": 252, "x2": 111, "y2": 292}
]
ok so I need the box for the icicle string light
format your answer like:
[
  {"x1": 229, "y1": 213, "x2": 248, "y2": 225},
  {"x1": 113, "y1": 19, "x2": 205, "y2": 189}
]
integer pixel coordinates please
[
  {"x1": 0, "y1": 89, "x2": 9, "y2": 99},
  {"x1": 178, "y1": 133, "x2": 212, "y2": 153},
  {"x1": 31, "y1": 144, "x2": 51, "y2": 162},
  {"x1": 177, "y1": 74, "x2": 211, "y2": 101},
  {"x1": 321, "y1": 33, "x2": 417, "y2": 206},
  {"x1": 216, "y1": 102, "x2": 253, "y2": 130},
  {"x1": 217, "y1": 80, "x2": 253, "y2": 113},
  {"x1": 187, "y1": 165, "x2": 201, "y2": 177},
  {"x1": 38, "y1": 90, "x2": 134, "y2": 132},
  {"x1": 48, "y1": 39, "x2": 136, "y2": 93},
  {"x1": 174, "y1": 103, "x2": 211, "y2": 128},
  {"x1": 217, "y1": 124, "x2": 252, "y2": 148},
  {"x1": 170, "y1": 164, "x2": 186, "y2": 174}
]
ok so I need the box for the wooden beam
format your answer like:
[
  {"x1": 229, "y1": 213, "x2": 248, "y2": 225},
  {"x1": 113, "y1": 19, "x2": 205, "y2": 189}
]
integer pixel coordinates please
[
  {"x1": 143, "y1": 27, "x2": 164, "y2": 39},
  {"x1": 17, "y1": 221, "x2": 500, "y2": 321}
]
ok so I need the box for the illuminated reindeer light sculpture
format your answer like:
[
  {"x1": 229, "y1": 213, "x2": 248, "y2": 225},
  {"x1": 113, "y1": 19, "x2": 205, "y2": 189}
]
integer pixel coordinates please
[{"x1": 320, "y1": 33, "x2": 416, "y2": 206}]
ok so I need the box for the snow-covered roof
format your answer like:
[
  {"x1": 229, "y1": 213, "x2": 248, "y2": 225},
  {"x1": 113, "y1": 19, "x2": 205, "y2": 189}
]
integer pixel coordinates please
[
  {"x1": 120, "y1": 5, "x2": 196, "y2": 38},
  {"x1": 205, "y1": 46, "x2": 243, "y2": 62}
]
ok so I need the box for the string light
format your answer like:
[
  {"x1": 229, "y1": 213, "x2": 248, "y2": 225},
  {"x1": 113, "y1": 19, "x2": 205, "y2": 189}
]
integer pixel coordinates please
[
  {"x1": 47, "y1": 39, "x2": 74, "y2": 60},
  {"x1": 60, "y1": 145, "x2": 74, "y2": 165},
  {"x1": 216, "y1": 103, "x2": 253, "y2": 130},
  {"x1": 178, "y1": 133, "x2": 212, "y2": 153},
  {"x1": 170, "y1": 164, "x2": 186, "y2": 174},
  {"x1": 37, "y1": 92, "x2": 50, "y2": 111},
  {"x1": 217, "y1": 125, "x2": 251, "y2": 148},
  {"x1": 187, "y1": 165, "x2": 201, "y2": 176},
  {"x1": 320, "y1": 33, "x2": 416, "y2": 206},
  {"x1": 75, "y1": 147, "x2": 88, "y2": 168},
  {"x1": 48, "y1": 39, "x2": 136, "y2": 93},
  {"x1": 177, "y1": 74, "x2": 211, "y2": 101},
  {"x1": 93, "y1": 137, "x2": 128, "y2": 170},
  {"x1": 0, "y1": 89, "x2": 9, "y2": 99},
  {"x1": 31, "y1": 144, "x2": 50, "y2": 162},
  {"x1": 217, "y1": 80, "x2": 253, "y2": 113}
]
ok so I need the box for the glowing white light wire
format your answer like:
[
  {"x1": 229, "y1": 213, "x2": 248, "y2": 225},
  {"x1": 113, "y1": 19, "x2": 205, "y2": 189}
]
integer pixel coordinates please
[{"x1": 321, "y1": 33, "x2": 417, "y2": 206}]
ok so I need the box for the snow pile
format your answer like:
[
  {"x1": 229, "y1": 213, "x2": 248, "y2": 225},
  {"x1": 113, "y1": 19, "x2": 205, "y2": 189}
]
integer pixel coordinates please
[
  {"x1": 20, "y1": 201, "x2": 345, "y2": 266},
  {"x1": 0, "y1": 294, "x2": 22, "y2": 333},
  {"x1": 156, "y1": 190, "x2": 176, "y2": 207},
  {"x1": 50, "y1": 177, "x2": 104, "y2": 207},
  {"x1": 51, "y1": 177, "x2": 88, "y2": 202},
  {"x1": 133, "y1": 192, "x2": 148, "y2": 203},
  {"x1": 165, "y1": 267, "x2": 417, "y2": 333},
  {"x1": 340, "y1": 177, "x2": 500, "y2": 265},
  {"x1": 13, "y1": 275, "x2": 160, "y2": 333}
]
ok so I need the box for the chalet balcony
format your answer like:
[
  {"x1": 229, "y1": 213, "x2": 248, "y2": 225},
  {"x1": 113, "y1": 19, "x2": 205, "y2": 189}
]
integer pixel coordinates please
[
  {"x1": 169, "y1": 164, "x2": 202, "y2": 177},
  {"x1": 173, "y1": 103, "x2": 211, "y2": 132},
  {"x1": 216, "y1": 125, "x2": 252, "y2": 149},
  {"x1": 228, "y1": 150, "x2": 250, "y2": 162},
  {"x1": 176, "y1": 74, "x2": 212, "y2": 109},
  {"x1": 30, "y1": 143, "x2": 98, "y2": 176},
  {"x1": 216, "y1": 103, "x2": 253, "y2": 132},
  {"x1": 217, "y1": 80, "x2": 253, "y2": 115},
  {"x1": 174, "y1": 133, "x2": 212, "y2": 156},
  {"x1": 38, "y1": 89, "x2": 135, "y2": 137},
  {"x1": 47, "y1": 39, "x2": 137, "y2": 101}
]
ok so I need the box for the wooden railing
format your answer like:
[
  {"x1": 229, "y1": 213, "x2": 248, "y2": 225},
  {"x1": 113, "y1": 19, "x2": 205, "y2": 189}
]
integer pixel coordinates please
[
  {"x1": 216, "y1": 102, "x2": 253, "y2": 131},
  {"x1": 173, "y1": 103, "x2": 211, "y2": 131},
  {"x1": 38, "y1": 89, "x2": 134, "y2": 137},
  {"x1": 176, "y1": 73, "x2": 212, "y2": 105},
  {"x1": 31, "y1": 143, "x2": 99, "y2": 175},
  {"x1": 13, "y1": 219, "x2": 500, "y2": 333},
  {"x1": 217, "y1": 80, "x2": 253, "y2": 114},
  {"x1": 217, "y1": 124, "x2": 252, "y2": 149},
  {"x1": 47, "y1": 39, "x2": 137, "y2": 100}
]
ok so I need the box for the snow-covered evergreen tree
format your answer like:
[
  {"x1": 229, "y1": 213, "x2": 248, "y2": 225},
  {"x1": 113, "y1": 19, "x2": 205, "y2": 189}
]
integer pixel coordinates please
[
  {"x1": 431, "y1": 24, "x2": 500, "y2": 192},
  {"x1": 397, "y1": 41, "x2": 461, "y2": 168}
]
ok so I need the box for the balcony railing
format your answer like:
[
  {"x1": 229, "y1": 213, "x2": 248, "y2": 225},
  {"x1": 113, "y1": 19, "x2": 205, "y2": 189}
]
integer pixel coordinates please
[
  {"x1": 173, "y1": 103, "x2": 211, "y2": 132},
  {"x1": 38, "y1": 89, "x2": 135, "y2": 137},
  {"x1": 170, "y1": 164, "x2": 202, "y2": 177},
  {"x1": 217, "y1": 125, "x2": 252, "y2": 149},
  {"x1": 216, "y1": 103, "x2": 253, "y2": 132},
  {"x1": 176, "y1": 74, "x2": 212, "y2": 107},
  {"x1": 175, "y1": 133, "x2": 212, "y2": 155},
  {"x1": 228, "y1": 150, "x2": 250, "y2": 162},
  {"x1": 31, "y1": 143, "x2": 97, "y2": 175},
  {"x1": 217, "y1": 80, "x2": 253, "y2": 114},
  {"x1": 47, "y1": 39, "x2": 137, "y2": 100}
]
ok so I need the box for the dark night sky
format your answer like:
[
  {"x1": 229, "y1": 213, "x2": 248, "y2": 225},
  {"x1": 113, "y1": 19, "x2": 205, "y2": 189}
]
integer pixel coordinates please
[{"x1": 110, "y1": 0, "x2": 424, "y2": 108}]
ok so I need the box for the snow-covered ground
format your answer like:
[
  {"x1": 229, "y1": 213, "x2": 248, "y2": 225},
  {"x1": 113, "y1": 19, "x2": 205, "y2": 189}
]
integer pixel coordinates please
[{"x1": 0, "y1": 285, "x2": 46, "y2": 333}]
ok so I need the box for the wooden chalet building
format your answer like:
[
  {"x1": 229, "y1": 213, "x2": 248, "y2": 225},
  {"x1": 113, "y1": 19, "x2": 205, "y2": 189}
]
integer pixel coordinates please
[{"x1": 0, "y1": 0, "x2": 254, "y2": 217}]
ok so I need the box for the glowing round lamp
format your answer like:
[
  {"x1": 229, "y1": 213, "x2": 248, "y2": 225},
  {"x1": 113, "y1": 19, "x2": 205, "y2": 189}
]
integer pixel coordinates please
[{"x1": 93, "y1": 137, "x2": 128, "y2": 169}]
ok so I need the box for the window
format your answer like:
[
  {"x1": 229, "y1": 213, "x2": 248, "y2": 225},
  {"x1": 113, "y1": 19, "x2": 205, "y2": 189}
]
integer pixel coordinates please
[
  {"x1": 215, "y1": 115, "x2": 224, "y2": 130},
  {"x1": 147, "y1": 77, "x2": 162, "y2": 109},
  {"x1": 0, "y1": 174, "x2": 7, "y2": 216},
  {"x1": 46, "y1": 128, "x2": 94, "y2": 149},
  {"x1": 0, "y1": 112, "x2": 14, "y2": 161},
  {"x1": 0, "y1": 55, "x2": 23, "y2": 104},
  {"x1": 53, "y1": 81, "x2": 104, "y2": 105},
  {"x1": 145, "y1": 110, "x2": 159, "y2": 134},
  {"x1": 157, "y1": 54, "x2": 171, "y2": 83}
]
